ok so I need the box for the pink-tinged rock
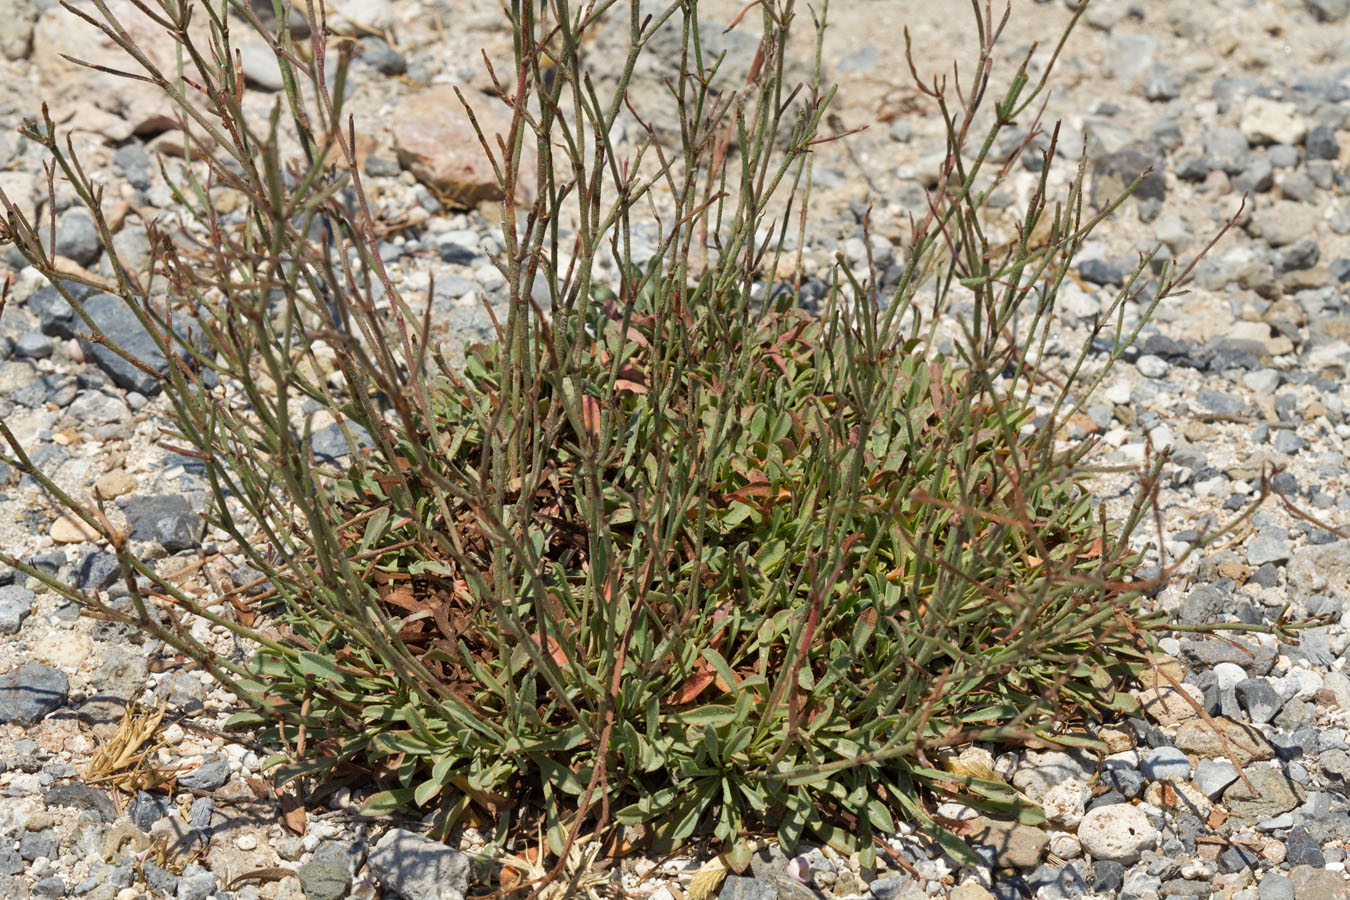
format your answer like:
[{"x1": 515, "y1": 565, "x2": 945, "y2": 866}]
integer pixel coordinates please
[
  {"x1": 34, "y1": 0, "x2": 213, "y2": 141},
  {"x1": 391, "y1": 85, "x2": 535, "y2": 209},
  {"x1": 1135, "y1": 683, "x2": 1204, "y2": 726}
]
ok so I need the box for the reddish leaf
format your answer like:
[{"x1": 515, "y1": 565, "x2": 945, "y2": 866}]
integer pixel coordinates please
[
  {"x1": 669, "y1": 668, "x2": 716, "y2": 705},
  {"x1": 279, "y1": 787, "x2": 306, "y2": 836},
  {"x1": 581, "y1": 395, "x2": 602, "y2": 437}
]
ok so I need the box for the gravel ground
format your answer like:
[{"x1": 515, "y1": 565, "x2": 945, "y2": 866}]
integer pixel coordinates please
[{"x1": 0, "y1": 1, "x2": 1349, "y2": 899}]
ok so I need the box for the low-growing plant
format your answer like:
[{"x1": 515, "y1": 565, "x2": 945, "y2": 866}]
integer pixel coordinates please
[{"x1": 0, "y1": 0, "x2": 1262, "y2": 882}]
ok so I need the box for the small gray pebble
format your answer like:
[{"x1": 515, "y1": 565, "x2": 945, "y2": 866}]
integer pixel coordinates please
[
  {"x1": 13, "y1": 333, "x2": 54, "y2": 360},
  {"x1": 1140, "y1": 746, "x2": 1191, "y2": 782},
  {"x1": 177, "y1": 754, "x2": 230, "y2": 791},
  {"x1": 1235, "y1": 678, "x2": 1284, "y2": 724},
  {"x1": 1257, "y1": 871, "x2": 1294, "y2": 900}
]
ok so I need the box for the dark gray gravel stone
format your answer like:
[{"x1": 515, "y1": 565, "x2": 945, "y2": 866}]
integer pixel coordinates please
[
  {"x1": 356, "y1": 35, "x2": 406, "y2": 75},
  {"x1": 1284, "y1": 826, "x2": 1325, "y2": 868},
  {"x1": 1307, "y1": 123, "x2": 1341, "y2": 159},
  {"x1": 114, "y1": 142, "x2": 152, "y2": 191},
  {"x1": 1320, "y1": 748, "x2": 1350, "y2": 792},
  {"x1": 177, "y1": 863, "x2": 216, "y2": 900},
  {"x1": 436, "y1": 237, "x2": 481, "y2": 265},
  {"x1": 1280, "y1": 171, "x2": 1316, "y2": 202},
  {"x1": 1277, "y1": 237, "x2": 1321, "y2": 272},
  {"x1": 154, "y1": 671, "x2": 207, "y2": 713},
  {"x1": 0, "y1": 663, "x2": 68, "y2": 725},
  {"x1": 1273, "y1": 429, "x2": 1308, "y2": 454},
  {"x1": 1250, "y1": 561, "x2": 1281, "y2": 587},
  {"x1": 0, "y1": 586, "x2": 33, "y2": 635},
  {"x1": 1025, "y1": 860, "x2": 1089, "y2": 900},
  {"x1": 177, "y1": 754, "x2": 230, "y2": 791},
  {"x1": 72, "y1": 293, "x2": 175, "y2": 395},
  {"x1": 20, "y1": 829, "x2": 59, "y2": 861},
  {"x1": 13, "y1": 333, "x2": 54, "y2": 360},
  {"x1": 1236, "y1": 678, "x2": 1284, "y2": 723},
  {"x1": 122, "y1": 495, "x2": 202, "y2": 552},
  {"x1": 309, "y1": 422, "x2": 373, "y2": 463},
  {"x1": 1247, "y1": 534, "x2": 1291, "y2": 567},
  {"x1": 30, "y1": 281, "x2": 95, "y2": 339},
  {"x1": 77, "y1": 552, "x2": 121, "y2": 592},
  {"x1": 187, "y1": 796, "x2": 214, "y2": 831},
  {"x1": 143, "y1": 861, "x2": 178, "y2": 897},
  {"x1": 1198, "y1": 388, "x2": 1243, "y2": 416},
  {"x1": 1178, "y1": 583, "x2": 1227, "y2": 625},
  {"x1": 1092, "y1": 860, "x2": 1125, "y2": 894},
  {"x1": 1078, "y1": 258, "x2": 1124, "y2": 286},
  {"x1": 54, "y1": 209, "x2": 101, "y2": 265},
  {"x1": 1092, "y1": 148, "x2": 1166, "y2": 208},
  {"x1": 128, "y1": 791, "x2": 170, "y2": 832},
  {"x1": 1176, "y1": 156, "x2": 1210, "y2": 181},
  {"x1": 43, "y1": 783, "x2": 117, "y2": 822},
  {"x1": 1218, "y1": 843, "x2": 1262, "y2": 874},
  {"x1": 1102, "y1": 760, "x2": 1145, "y2": 798},
  {"x1": 31, "y1": 877, "x2": 64, "y2": 899},
  {"x1": 1178, "y1": 634, "x2": 1276, "y2": 674},
  {"x1": 1235, "y1": 157, "x2": 1274, "y2": 194},
  {"x1": 0, "y1": 848, "x2": 19, "y2": 876},
  {"x1": 1268, "y1": 144, "x2": 1302, "y2": 168}
]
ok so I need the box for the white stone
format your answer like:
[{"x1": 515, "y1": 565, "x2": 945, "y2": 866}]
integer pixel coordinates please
[
  {"x1": 1059, "y1": 282, "x2": 1101, "y2": 320},
  {"x1": 1049, "y1": 832, "x2": 1082, "y2": 860},
  {"x1": 326, "y1": 0, "x2": 396, "y2": 34},
  {"x1": 31, "y1": 631, "x2": 93, "y2": 671},
  {"x1": 1273, "y1": 668, "x2": 1322, "y2": 701},
  {"x1": 1041, "y1": 779, "x2": 1091, "y2": 829},
  {"x1": 1240, "y1": 97, "x2": 1307, "y2": 146},
  {"x1": 1213, "y1": 663, "x2": 1248, "y2": 691},
  {"x1": 1137, "y1": 354, "x2": 1169, "y2": 378},
  {"x1": 1077, "y1": 804, "x2": 1159, "y2": 863},
  {"x1": 1243, "y1": 369, "x2": 1280, "y2": 394},
  {"x1": 1105, "y1": 381, "x2": 1133, "y2": 404}
]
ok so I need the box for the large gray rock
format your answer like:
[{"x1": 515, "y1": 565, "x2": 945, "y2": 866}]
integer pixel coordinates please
[
  {"x1": 1222, "y1": 769, "x2": 1305, "y2": 826},
  {"x1": 123, "y1": 495, "x2": 202, "y2": 552},
  {"x1": 0, "y1": 663, "x2": 69, "y2": 725},
  {"x1": 966, "y1": 816, "x2": 1048, "y2": 868},
  {"x1": 368, "y1": 829, "x2": 471, "y2": 900},
  {"x1": 298, "y1": 860, "x2": 350, "y2": 900}
]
